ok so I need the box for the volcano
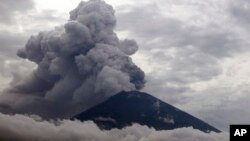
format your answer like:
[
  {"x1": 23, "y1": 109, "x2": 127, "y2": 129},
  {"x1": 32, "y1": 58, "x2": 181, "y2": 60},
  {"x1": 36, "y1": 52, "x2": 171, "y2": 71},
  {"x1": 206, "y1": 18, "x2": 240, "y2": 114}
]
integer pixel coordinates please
[{"x1": 73, "y1": 91, "x2": 221, "y2": 133}]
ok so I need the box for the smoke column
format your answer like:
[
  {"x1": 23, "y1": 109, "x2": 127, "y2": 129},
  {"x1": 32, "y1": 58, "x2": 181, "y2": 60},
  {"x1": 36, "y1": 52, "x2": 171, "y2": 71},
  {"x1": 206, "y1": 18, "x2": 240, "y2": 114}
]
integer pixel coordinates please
[{"x1": 0, "y1": 0, "x2": 145, "y2": 118}]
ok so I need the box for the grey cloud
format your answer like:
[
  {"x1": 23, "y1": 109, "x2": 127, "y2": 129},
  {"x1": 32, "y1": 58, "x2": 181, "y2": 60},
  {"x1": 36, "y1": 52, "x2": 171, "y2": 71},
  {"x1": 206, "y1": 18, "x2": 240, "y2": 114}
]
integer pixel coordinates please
[
  {"x1": 0, "y1": 0, "x2": 145, "y2": 118},
  {"x1": 0, "y1": 113, "x2": 228, "y2": 141},
  {"x1": 31, "y1": 10, "x2": 66, "y2": 22},
  {"x1": 0, "y1": 31, "x2": 34, "y2": 92},
  {"x1": 0, "y1": 0, "x2": 34, "y2": 24},
  {"x1": 115, "y1": 0, "x2": 249, "y2": 101},
  {"x1": 117, "y1": 4, "x2": 246, "y2": 58},
  {"x1": 184, "y1": 86, "x2": 250, "y2": 131},
  {"x1": 138, "y1": 46, "x2": 221, "y2": 104},
  {"x1": 143, "y1": 75, "x2": 191, "y2": 105},
  {"x1": 116, "y1": 3, "x2": 227, "y2": 93},
  {"x1": 166, "y1": 47, "x2": 222, "y2": 83},
  {"x1": 229, "y1": 0, "x2": 250, "y2": 27},
  {"x1": 113, "y1": 1, "x2": 250, "y2": 131},
  {"x1": 0, "y1": 31, "x2": 28, "y2": 58}
]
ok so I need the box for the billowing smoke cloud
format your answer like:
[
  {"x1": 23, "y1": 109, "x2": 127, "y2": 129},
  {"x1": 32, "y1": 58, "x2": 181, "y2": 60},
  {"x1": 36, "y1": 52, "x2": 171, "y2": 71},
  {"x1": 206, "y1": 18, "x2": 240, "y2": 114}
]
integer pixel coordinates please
[
  {"x1": 0, "y1": 0, "x2": 145, "y2": 118},
  {"x1": 0, "y1": 113, "x2": 228, "y2": 141}
]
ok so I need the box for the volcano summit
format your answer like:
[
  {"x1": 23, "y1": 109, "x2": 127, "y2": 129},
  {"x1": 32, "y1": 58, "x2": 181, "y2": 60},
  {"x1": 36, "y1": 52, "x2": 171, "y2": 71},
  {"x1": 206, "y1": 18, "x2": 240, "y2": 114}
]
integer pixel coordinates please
[{"x1": 73, "y1": 91, "x2": 221, "y2": 133}]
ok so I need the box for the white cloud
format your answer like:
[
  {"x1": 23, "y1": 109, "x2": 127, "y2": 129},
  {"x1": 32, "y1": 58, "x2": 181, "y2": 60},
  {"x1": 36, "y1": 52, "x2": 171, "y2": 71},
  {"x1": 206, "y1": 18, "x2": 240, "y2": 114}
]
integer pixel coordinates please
[{"x1": 0, "y1": 113, "x2": 228, "y2": 141}]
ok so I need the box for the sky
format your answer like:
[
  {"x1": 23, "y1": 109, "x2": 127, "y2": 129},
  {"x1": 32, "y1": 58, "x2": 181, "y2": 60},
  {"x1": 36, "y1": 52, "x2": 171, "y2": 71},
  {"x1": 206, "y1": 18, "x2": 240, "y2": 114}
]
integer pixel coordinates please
[{"x1": 0, "y1": 0, "x2": 250, "y2": 134}]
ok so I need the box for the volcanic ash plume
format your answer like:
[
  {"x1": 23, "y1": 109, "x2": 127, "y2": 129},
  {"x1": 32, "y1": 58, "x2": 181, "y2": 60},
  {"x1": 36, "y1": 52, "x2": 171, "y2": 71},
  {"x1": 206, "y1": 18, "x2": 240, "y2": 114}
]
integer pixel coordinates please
[{"x1": 0, "y1": 0, "x2": 145, "y2": 118}]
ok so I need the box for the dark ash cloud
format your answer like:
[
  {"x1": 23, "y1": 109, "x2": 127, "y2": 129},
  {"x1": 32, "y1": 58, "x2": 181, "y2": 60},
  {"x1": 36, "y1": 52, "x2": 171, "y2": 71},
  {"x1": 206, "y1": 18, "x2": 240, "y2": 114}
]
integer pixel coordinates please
[{"x1": 0, "y1": 0, "x2": 145, "y2": 118}]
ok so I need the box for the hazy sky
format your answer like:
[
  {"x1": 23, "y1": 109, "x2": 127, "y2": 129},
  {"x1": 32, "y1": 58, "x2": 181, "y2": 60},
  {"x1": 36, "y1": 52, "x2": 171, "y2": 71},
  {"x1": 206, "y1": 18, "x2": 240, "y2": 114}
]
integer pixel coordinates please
[{"x1": 1, "y1": 0, "x2": 250, "y2": 132}]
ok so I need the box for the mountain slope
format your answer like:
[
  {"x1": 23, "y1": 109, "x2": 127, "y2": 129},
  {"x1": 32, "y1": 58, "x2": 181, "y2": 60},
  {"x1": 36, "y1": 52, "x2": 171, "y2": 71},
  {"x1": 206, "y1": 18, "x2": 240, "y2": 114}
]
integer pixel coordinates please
[{"x1": 73, "y1": 91, "x2": 221, "y2": 133}]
